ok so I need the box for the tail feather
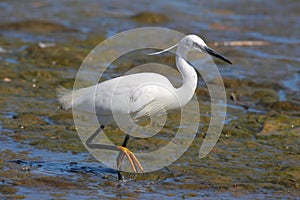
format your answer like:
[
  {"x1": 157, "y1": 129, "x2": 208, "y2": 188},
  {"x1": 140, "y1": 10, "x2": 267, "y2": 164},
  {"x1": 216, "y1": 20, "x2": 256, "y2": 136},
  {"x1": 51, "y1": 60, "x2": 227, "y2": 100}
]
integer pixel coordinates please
[{"x1": 56, "y1": 86, "x2": 73, "y2": 110}]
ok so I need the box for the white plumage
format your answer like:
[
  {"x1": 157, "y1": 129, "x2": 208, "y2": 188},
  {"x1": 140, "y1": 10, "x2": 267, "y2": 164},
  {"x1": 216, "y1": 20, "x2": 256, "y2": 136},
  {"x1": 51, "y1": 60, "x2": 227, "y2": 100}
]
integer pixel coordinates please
[{"x1": 57, "y1": 34, "x2": 231, "y2": 178}]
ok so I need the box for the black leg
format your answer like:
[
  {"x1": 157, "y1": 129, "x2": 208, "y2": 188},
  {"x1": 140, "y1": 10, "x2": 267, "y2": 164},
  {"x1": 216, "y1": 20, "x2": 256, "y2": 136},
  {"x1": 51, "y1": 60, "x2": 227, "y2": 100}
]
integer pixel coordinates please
[
  {"x1": 86, "y1": 125, "x2": 103, "y2": 148},
  {"x1": 117, "y1": 134, "x2": 130, "y2": 180},
  {"x1": 122, "y1": 134, "x2": 130, "y2": 147},
  {"x1": 86, "y1": 125, "x2": 119, "y2": 151},
  {"x1": 86, "y1": 125, "x2": 122, "y2": 179}
]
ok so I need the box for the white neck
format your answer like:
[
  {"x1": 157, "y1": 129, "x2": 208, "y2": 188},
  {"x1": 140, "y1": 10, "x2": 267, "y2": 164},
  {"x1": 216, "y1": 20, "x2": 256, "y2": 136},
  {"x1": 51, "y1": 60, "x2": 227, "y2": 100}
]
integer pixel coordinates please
[{"x1": 174, "y1": 45, "x2": 198, "y2": 107}]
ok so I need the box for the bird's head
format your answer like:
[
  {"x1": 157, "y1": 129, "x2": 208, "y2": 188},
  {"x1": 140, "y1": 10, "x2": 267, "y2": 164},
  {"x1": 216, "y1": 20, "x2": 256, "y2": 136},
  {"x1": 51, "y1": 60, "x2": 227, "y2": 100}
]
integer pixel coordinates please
[
  {"x1": 180, "y1": 34, "x2": 232, "y2": 64},
  {"x1": 148, "y1": 34, "x2": 232, "y2": 65}
]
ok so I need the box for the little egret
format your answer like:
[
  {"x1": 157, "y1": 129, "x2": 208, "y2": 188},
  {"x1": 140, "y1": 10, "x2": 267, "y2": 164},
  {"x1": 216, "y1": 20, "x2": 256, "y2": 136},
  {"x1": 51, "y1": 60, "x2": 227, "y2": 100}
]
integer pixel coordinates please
[{"x1": 58, "y1": 34, "x2": 232, "y2": 180}]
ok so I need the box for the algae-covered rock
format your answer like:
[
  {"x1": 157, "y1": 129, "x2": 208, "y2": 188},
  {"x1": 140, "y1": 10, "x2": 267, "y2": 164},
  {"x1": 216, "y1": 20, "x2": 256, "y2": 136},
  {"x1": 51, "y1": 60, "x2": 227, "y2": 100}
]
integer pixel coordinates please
[
  {"x1": 269, "y1": 101, "x2": 300, "y2": 111},
  {"x1": 257, "y1": 114, "x2": 300, "y2": 136},
  {"x1": 251, "y1": 89, "x2": 279, "y2": 104},
  {"x1": 0, "y1": 20, "x2": 77, "y2": 33},
  {"x1": 12, "y1": 112, "x2": 48, "y2": 127},
  {"x1": 0, "y1": 185, "x2": 18, "y2": 194},
  {"x1": 130, "y1": 12, "x2": 169, "y2": 24}
]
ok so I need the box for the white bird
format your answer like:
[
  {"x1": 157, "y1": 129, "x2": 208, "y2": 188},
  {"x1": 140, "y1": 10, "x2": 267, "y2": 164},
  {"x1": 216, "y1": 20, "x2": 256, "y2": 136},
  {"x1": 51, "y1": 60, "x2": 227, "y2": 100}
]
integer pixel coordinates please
[{"x1": 57, "y1": 34, "x2": 231, "y2": 180}]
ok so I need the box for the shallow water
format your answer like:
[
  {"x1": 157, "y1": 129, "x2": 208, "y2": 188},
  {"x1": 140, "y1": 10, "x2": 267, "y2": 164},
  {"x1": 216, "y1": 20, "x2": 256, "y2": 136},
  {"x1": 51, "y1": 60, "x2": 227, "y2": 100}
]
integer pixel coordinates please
[{"x1": 0, "y1": 0, "x2": 299, "y2": 199}]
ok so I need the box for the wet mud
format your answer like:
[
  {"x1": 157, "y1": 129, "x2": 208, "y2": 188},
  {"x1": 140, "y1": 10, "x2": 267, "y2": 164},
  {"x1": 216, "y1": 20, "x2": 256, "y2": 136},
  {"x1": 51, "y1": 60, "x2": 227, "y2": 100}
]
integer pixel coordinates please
[{"x1": 0, "y1": 0, "x2": 299, "y2": 199}]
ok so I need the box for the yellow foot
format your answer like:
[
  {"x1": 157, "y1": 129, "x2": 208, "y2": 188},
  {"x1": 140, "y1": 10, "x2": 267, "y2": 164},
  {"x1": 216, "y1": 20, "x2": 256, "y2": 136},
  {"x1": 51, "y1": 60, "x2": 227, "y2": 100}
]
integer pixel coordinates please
[{"x1": 117, "y1": 146, "x2": 144, "y2": 173}]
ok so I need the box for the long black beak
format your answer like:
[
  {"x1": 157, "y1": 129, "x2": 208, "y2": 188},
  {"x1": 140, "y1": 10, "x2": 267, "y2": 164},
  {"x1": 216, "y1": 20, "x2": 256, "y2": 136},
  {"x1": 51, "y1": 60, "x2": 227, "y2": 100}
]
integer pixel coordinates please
[{"x1": 204, "y1": 46, "x2": 232, "y2": 64}]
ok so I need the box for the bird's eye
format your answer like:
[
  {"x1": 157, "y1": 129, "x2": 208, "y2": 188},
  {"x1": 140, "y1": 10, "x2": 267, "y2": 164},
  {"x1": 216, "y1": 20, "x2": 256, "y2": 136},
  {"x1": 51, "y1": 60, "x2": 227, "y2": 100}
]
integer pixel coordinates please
[
  {"x1": 193, "y1": 42, "x2": 203, "y2": 51},
  {"x1": 192, "y1": 42, "x2": 199, "y2": 49}
]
